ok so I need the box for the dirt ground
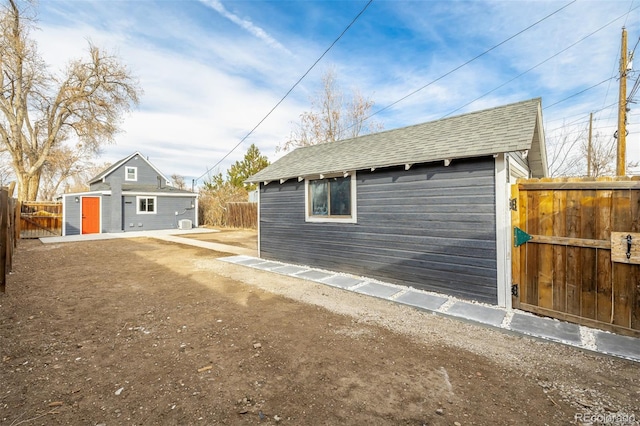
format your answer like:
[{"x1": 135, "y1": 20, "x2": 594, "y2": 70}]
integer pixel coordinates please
[{"x1": 1, "y1": 230, "x2": 639, "y2": 426}]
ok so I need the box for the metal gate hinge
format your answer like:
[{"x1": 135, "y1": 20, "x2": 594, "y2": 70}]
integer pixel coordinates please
[
  {"x1": 509, "y1": 198, "x2": 517, "y2": 211},
  {"x1": 514, "y1": 227, "x2": 533, "y2": 247},
  {"x1": 511, "y1": 284, "x2": 519, "y2": 297}
]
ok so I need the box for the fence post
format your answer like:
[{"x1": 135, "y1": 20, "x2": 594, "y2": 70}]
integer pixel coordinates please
[
  {"x1": 15, "y1": 200, "x2": 21, "y2": 241},
  {"x1": 13, "y1": 199, "x2": 18, "y2": 247},
  {"x1": 7, "y1": 198, "x2": 14, "y2": 273},
  {"x1": 0, "y1": 188, "x2": 7, "y2": 292}
]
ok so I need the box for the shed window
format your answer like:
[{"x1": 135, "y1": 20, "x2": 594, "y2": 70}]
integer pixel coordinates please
[
  {"x1": 126, "y1": 166, "x2": 137, "y2": 181},
  {"x1": 305, "y1": 172, "x2": 357, "y2": 223},
  {"x1": 137, "y1": 196, "x2": 156, "y2": 214}
]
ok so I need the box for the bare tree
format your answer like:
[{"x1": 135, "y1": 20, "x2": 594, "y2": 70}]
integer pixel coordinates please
[
  {"x1": 546, "y1": 123, "x2": 586, "y2": 177},
  {"x1": 547, "y1": 123, "x2": 638, "y2": 177},
  {"x1": 0, "y1": 149, "x2": 14, "y2": 186},
  {"x1": 0, "y1": 0, "x2": 141, "y2": 201},
  {"x1": 171, "y1": 173, "x2": 186, "y2": 190},
  {"x1": 279, "y1": 68, "x2": 382, "y2": 152},
  {"x1": 37, "y1": 144, "x2": 99, "y2": 200}
]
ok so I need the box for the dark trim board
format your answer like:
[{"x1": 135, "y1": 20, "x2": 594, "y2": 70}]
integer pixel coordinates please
[{"x1": 259, "y1": 157, "x2": 498, "y2": 304}]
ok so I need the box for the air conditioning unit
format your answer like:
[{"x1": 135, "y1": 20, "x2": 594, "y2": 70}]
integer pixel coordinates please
[{"x1": 178, "y1": 219, "x2": 192, "y2": 230}]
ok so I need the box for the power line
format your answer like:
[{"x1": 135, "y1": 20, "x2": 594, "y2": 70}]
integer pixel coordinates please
[
  {"x1": 358, "y1": 0, "x2": 576, "y2": 123},
  {"x1": 544, "y1": 77, "x2": 616, "y2": 110},
  {"x1": 441, "y1": 5, "x2": 639, "y2": 119},
  {"x1": 544, "y1": 102, "x2": 617, "y2": 134},
  {"x1": 195, "y1": 0, "x2": 374, "y2": 183},
  {"x1": 545, "y1": 102, "x2": 617, "y2": 126}
]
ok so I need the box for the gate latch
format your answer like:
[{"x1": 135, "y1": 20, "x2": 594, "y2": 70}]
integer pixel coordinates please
[
  {"x1": 509, "y1": 198, "x2": 517, "y2": 211},
  {"x1": 627, "y1": 234, "x2": 633, "y2": 259},
  {"x1": 511, "y1": 284, "x2": 519, "y2": 297}
]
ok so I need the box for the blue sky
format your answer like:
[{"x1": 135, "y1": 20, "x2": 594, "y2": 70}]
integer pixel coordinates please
[{"x1": 32, "y1": 0, "x2": 640, "y2": 183}]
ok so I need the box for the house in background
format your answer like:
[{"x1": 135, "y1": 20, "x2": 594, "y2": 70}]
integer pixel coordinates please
[
  {"x1": 247, "y1": 98, "x2": 547, "y2": 309},
  {"x1": 61, "y1": 152, "x2": 198, "y2": 236}
]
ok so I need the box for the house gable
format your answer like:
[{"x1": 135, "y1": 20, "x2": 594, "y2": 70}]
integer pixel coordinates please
[{"x1": 89, "y1": 152, "x2": 171, "y2": 190}]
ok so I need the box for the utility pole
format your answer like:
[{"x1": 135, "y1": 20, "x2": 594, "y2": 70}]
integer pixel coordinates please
[
  {"x1": 588, "y1": 112, "x2": 593, "y2": 177},
  {"x1": 616, "y1": 27, "x2": 628, "y2": 176}
]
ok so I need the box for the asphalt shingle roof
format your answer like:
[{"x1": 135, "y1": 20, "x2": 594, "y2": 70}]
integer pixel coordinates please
[{"x1": 247, "y1": 98, "x2": 546, "y2": 183}]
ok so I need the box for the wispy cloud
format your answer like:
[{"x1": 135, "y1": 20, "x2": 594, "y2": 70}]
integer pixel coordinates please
[{"x1": 199, "y1": 0, "x2": 292, "y2": 55}]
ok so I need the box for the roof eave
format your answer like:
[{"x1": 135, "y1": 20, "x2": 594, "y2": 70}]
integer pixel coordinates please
[{"x1": 247, "y1": 153, "x2": 507, "y2": 184}]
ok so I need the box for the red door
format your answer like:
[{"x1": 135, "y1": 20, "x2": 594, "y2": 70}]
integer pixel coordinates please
[{"x1": 81, "y1": 197, "x2": 100, "y2": 234}]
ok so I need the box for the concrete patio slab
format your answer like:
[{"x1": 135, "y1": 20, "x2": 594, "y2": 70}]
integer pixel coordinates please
[
  {"x1": 594, "y1": 331, "x2": 640, "y2": 360},
  {"x1": 395, "y1": 291, "x2": 448, "y2": 311},
  {"x1": 154, "y1": 235, "x2": 256, "y2": 256},
  {"x1": 40, "y1": 227, "x2": 217, "y2": 244},
  {"x1": 355, "y1": 282, "x2": 402, "y2": 299},
  {"x1": 323, "y1": 275, "x2": 365, "y2": 289},
  {"x1": 510, "y1": 313, "x2": 582, "y2": 345},
  {"x1": 446, "y1": 301, "x2": 507, "y2": 327}
]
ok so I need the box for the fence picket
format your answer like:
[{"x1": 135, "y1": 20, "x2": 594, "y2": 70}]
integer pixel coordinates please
[
  {"x1": 552, "y1": 190, "x2": 567, "y2": 312},
  {"x1": 580, "y1": 190, "x2": 596, "y2": 320}
]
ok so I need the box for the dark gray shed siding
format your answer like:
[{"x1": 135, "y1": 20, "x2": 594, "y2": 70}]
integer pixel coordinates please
[{"x1": 260, "y1": 157, "x2": 498, "y2": 303}]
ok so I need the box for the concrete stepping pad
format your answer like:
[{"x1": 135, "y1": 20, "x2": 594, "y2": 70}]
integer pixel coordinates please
[
  {"x1": 323, "y1": 275, "x2": 365, "y2": 289},
  {"x1": 446, "y1": 301, "x2": 506, "y2": 327},
  {"x1": 271, "y1": 265, "x2": 309, "y2": 275},
  {"x1": 296, "y1": 270, "x2": 334, "y2": 281},
  {"x1": 395, "y1": 291, "x2": 447, "y2": 311},
  {"x1": 251, "y1": 261, "x2": 283, "y2": 270},
  {"x1": 234, "y1": 257, "x2": 267, "y2": 266},
  {"x1": 594, "y1": 331, "x2": 640, "y2": 360},
  {"x1": 510, "y1": 313, "x2": 581, "y2": 345},
  {"x1": 355, "y1": 283, "x2": 402, "y2": 299}
]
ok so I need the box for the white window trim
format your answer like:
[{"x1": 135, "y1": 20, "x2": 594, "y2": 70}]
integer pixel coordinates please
[
  {"x1": 136, "y1": 196, "x2": 157, "y2": 214},
  {"x1": 125, "y1": 166, "x2": 138, "y2": 181},
  {"x1": 304, "y1": 171, "x2": 357, "y2": 224}
]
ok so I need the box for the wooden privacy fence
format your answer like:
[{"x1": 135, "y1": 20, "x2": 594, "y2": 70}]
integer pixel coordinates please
[
  {"x1": 511, "y1": 177, "x2": 640, "y2": 337},
  {"x1": 20, "y1": 201, "x2": 62, "y2": 238},
  {"x1": 225, "y1": 202, "x2": 257, "y2": 229},
  {"x1": 1, "y1": 186, "x2": 18, "y2": 292}
]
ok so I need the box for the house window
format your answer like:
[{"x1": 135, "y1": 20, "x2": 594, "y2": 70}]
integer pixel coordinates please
[
  {"x1": 305, "y1": 172, "x2": 357, "y2": 223},
  {"x1": 137, "y1": 196, "x2": 156, "y2": 214},
  {"x1": 125, "y1": 166, "x2": 137, "y2": 181}
]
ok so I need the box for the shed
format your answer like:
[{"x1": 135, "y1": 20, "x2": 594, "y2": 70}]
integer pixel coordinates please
[
  {"x1": 61, "y1": 152, "x2": 198, "y2": 235},
  {"x1": 247, "y1": 98, "x2": 547, "y2": 307}
]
